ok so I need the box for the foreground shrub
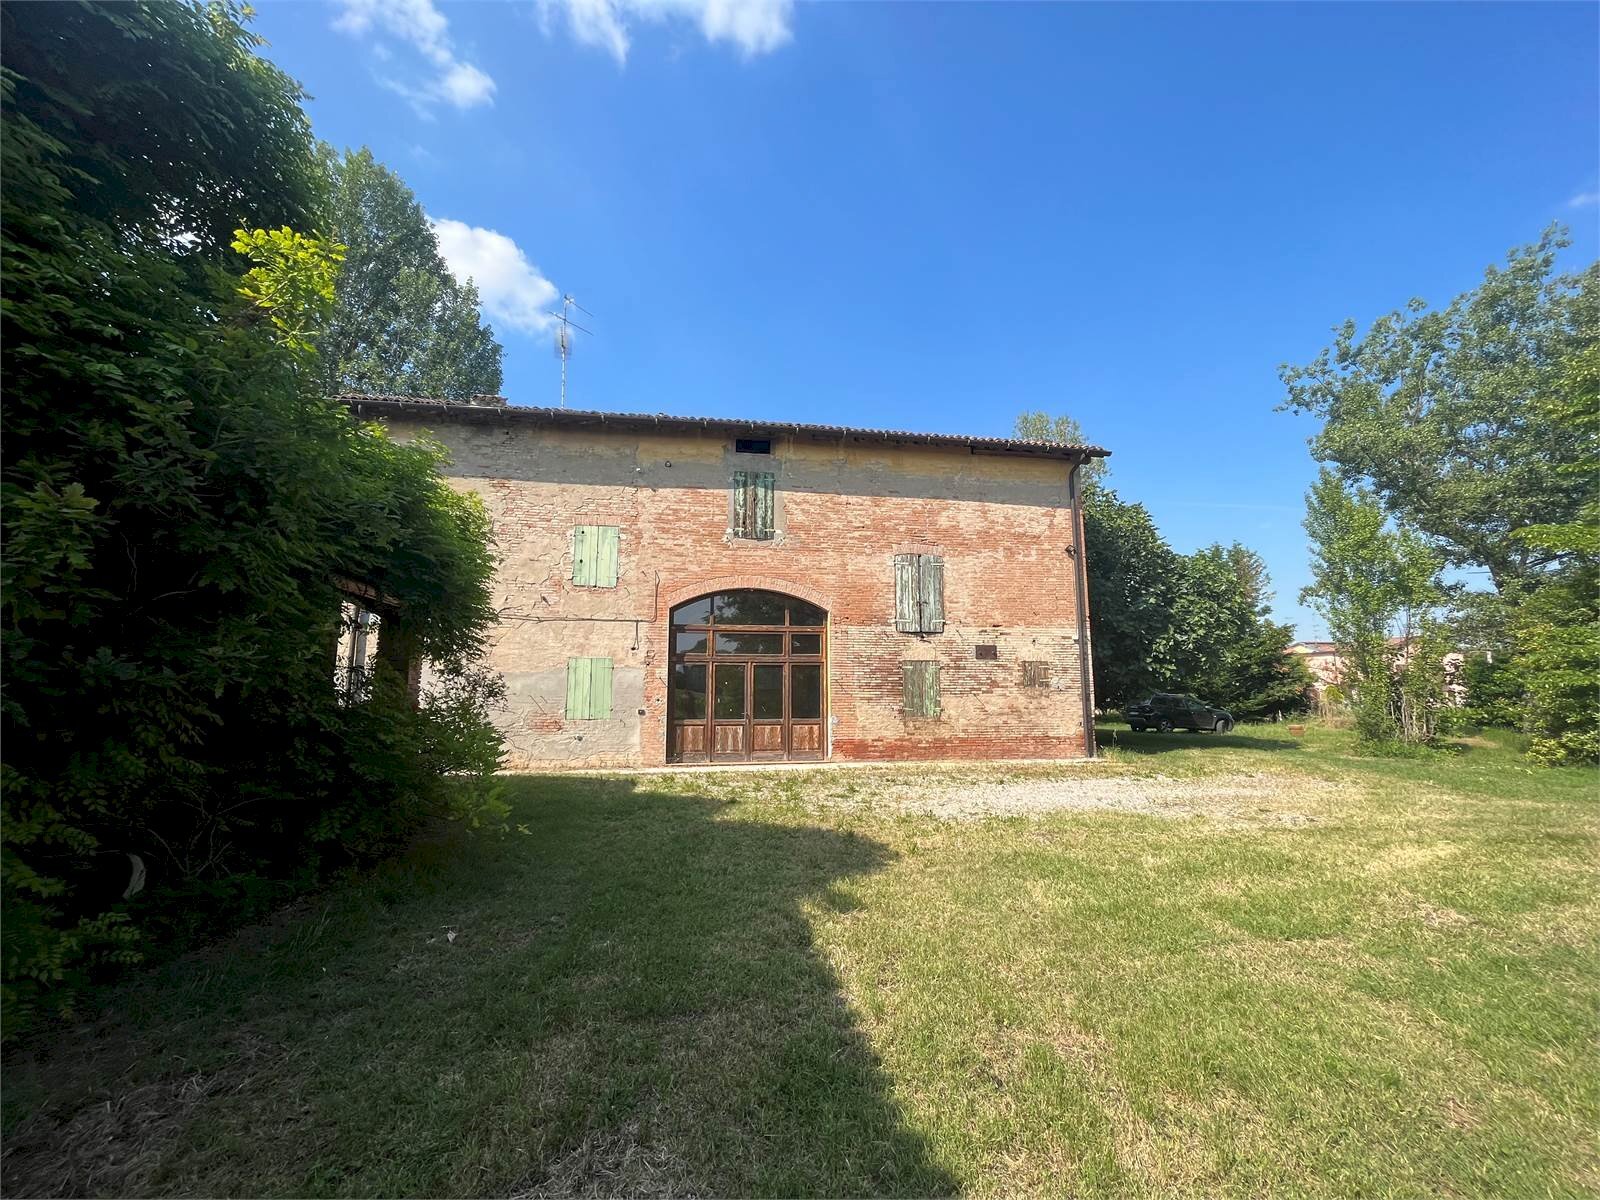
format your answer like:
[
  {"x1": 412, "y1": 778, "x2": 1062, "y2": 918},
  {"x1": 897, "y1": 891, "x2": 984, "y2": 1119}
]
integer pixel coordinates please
[{"x1": 2, "y1": 3, "x2": 502, "y2": 1031}]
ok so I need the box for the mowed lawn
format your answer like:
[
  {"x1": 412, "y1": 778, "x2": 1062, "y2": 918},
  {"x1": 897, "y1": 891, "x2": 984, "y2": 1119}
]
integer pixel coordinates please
[{"x1": 5, "y1": 726, "x2": 1596, "y2": 1198}]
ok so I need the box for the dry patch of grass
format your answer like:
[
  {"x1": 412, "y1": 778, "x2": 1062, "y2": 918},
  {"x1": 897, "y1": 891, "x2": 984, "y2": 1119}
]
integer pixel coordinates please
[{"x1": 510, "y1": 1109, "x2": 697, "y2": 1199}]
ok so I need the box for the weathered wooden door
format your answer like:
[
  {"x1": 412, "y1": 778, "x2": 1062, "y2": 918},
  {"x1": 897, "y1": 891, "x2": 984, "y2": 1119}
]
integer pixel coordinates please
[{"x1": 668, "y1": 590, "x2": 825, "y2": 763}]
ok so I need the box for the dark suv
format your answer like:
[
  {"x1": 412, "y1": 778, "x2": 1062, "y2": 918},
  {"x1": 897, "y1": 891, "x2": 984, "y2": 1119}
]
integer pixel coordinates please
[{"x1": 1127, "y1": 693, "x2": 1234, "y2": 734}]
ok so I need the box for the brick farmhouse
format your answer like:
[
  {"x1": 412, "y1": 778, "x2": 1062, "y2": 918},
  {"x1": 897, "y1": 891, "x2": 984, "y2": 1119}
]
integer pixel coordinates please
[{"x1": 346, "y1": 396, "x2": 1109, "y2": 769}]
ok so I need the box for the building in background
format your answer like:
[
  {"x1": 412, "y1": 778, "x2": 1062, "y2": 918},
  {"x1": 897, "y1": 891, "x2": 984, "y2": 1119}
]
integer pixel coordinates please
[{"x1": 1289, "y1": 639, "x2": 1469, "y2": 706}]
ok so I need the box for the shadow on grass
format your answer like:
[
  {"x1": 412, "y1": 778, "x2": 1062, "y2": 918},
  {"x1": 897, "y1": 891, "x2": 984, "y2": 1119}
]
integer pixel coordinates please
[
  {"x1": 1096, "y1": 725, "x2": 1302, "y2": 755},
  {"x1": 3, "y1": 779, "x2": 956, "y2": 1198}
]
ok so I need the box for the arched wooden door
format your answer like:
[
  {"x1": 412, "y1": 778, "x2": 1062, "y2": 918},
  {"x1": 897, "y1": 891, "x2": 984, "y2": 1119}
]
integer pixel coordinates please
[{"x1": 668, "y1": 590, "x2": 826, "y2": 763}]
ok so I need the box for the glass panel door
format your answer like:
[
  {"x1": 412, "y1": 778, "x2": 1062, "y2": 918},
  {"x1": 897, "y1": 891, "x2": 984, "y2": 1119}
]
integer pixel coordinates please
[
  {"x1": 714, "y1": 663, "x2": 747, "y2": 719},
  {"x1": 712, "y1": 663, "x2": 749, "y2": 760},
  {"x1": 750, "y1": 663, "x2": 785, "y2": 759}
]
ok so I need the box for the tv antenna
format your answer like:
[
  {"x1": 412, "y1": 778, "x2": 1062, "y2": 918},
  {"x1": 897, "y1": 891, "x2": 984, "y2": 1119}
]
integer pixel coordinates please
[{"x1": 548, "y1": 294, "x2": 594, "y2": 408}]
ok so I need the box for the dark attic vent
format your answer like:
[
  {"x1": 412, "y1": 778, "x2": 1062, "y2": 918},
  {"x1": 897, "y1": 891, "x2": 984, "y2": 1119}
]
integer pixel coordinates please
[{"x1": 735, "y1": 437, "x2": 772, "y2": 455}]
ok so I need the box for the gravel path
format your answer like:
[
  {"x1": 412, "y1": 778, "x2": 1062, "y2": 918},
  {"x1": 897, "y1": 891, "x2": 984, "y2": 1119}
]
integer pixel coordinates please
[{"x1": 823, "y1": 771, "x2": 1338, "y2": 823}]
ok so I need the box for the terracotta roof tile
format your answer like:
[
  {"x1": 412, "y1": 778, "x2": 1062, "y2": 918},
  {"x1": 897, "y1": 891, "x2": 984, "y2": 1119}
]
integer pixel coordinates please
[{"x1": 338, "y1": 394, "x2": 1111, "y2": 460}]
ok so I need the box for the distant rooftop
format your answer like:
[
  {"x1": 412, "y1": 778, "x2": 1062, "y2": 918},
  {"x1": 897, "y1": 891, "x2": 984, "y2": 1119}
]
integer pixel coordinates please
[{"x1": 339, "y1": 394, "x2": 1110, "y2": 462}]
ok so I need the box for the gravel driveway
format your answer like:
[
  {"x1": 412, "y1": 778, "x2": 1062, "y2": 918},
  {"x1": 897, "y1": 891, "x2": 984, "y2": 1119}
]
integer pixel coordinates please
[{"x1": 821, "y1": 771, "x2": 1340, "y2": 823}]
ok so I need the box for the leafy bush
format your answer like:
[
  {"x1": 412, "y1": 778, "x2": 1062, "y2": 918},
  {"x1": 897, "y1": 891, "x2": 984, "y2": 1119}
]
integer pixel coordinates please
[
  {"x1": 1459, "y1": 653, "x2": 1523, "y2": 729},
  {"x1": 1512, "y1": 572, "x2": 1600, "y2": 766},
  {"x1": 2, "y1": 3, "x2": 503, "y2": 1031}
]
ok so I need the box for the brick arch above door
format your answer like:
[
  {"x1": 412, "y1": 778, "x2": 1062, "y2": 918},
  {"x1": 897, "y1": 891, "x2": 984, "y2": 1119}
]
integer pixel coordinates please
[{"x1": 659, "y1": 574, "x2": 834, "y2": 619}]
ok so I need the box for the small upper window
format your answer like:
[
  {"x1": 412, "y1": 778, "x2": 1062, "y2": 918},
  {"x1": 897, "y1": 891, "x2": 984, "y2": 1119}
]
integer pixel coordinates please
[{"x1": 735, "y1": 437, "x2": 772, "y2": 455}]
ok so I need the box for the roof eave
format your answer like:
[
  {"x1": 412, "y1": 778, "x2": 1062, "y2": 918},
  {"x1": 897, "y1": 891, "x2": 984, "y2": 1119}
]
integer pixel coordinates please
[{"x1": 339, "y1": 395, "x2": 1111, "y2": 461}]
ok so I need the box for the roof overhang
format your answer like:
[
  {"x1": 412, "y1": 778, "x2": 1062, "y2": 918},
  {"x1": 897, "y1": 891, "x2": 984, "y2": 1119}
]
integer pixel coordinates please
[{"x1": 339, "y1": 395, "x2": 1111, "y2": 463}]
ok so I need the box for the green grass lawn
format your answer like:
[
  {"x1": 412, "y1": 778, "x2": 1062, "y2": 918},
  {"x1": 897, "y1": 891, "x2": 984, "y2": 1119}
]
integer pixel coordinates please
[{"x1": 5, "y1": 725, "x2": 1597, "y2": 1197}]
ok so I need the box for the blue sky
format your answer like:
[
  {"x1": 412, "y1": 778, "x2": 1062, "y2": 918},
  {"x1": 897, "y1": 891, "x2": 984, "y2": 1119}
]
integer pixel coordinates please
[{"x1": 254, "y1": 1, "x2": 1598, "y2": 638}]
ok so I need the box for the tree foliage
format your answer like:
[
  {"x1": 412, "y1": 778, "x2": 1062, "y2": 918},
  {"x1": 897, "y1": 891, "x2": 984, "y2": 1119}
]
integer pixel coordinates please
[
  {"x1": 1015, "y1": 411, "x2": 1106, "y2": 487},
  {"x1": 1509, "y1": 570, "x2": 1599, "y2": 765},
  {"x1": 318, "y1": 147, "x2": 504, "y2": 400},
  {"x1": 1014, "y1": 412, "x2": 1308, "y2": 719},
  {"x1": 1081, "y1": 488, "x2": 1177, "y2": 708},
  {"x1": 1280, "y1": 227, "x2": 1596, "y2": 593},
  {"x1": 1078, "y1": 489, "x2": 1309, "y2": 718},
  {"x1": 1167, "y1": 544, "x2": 1312, "y2": 720},
  {"x1": 232, "y1": 225, "x2": 346, "y2": 354},
  {"x1": 1300, "y1": 470, "x2": 1448, "y2": 746},
  {"x1": 1502, "y1": 337, "x2": 1600, "y2": 764},
  {"x1": 2, "y1": 2, "x2": 503, "y2": 1029},
  {"x1": 1, "y1": 1, "x2": 323, "y2": 258},
  {"x1": 1285, "y1": 229, "x2": 1598, "y2": 762}
]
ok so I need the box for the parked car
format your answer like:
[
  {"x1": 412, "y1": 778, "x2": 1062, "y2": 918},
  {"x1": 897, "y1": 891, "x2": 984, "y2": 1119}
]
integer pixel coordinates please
[{"x1": 1127, "y1": 693, "x2": 1234, "y2": 733}]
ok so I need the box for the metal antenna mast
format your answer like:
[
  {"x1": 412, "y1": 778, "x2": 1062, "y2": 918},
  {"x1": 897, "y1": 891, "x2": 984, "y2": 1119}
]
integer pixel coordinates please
[{"x1": 549, "y1": 294, "x2": 594, "y2": 408}]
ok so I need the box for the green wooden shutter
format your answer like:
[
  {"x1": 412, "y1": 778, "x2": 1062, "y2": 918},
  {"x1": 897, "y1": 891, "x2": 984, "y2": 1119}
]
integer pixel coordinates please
[
  {"x1": 572, "y1": 526, "x2": 619, "y2": 587},
  {"x1": 732, "y1": 471, "x2": 749, "y2": 538},
  {"x1": 589, "y1": 657, "x2": 613, "y2": 717},
  {"x1": 565, "y1": 657, "x2": 614, "y2": 719},
  {"x1": 753, "y1": 472, "x2": 775, "y2": 540},
  {"x1": 903, "y1": 661, "x2": 940, "y2": 717},
  {"x1": 592, "y1": 526, "x2": 618, "y2": 588},
  {"x1": 894, "y1": 555, "x2": 919, "y2": 631},
  {"x1": 732, "y1": 472, "x2": 775, "y2": 540},
  {"x1": 918, "y1": 555, "x2": 944, "y2": 632},
  {"x1": 572, "y1": 526, "x2": 591, "y2": 585},
  {"x1": 895, "y1": 554, "x2": 944, "y2": 632}
]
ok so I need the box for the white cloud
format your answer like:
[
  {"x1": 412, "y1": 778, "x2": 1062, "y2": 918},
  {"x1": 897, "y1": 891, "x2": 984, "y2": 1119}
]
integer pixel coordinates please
[
  {"x1": 333, "y1": 0, "x2": 495, "y2": 112},
  {"x1": 429, "y1": 218, "x2": 559, "y2": 338},
  {"x1": 435, "y1": 61, "x2": 496, "y2": 108},
  {"x1": 539, "y1": 0, "x2": 793, "y2": 63},
  {"x1": 1568, "y1": 190, "x2": 1599, "y2": 208}
]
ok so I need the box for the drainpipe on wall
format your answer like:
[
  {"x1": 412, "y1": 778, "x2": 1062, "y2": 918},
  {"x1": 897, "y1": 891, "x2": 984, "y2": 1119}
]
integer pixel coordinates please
[{"x1": 1068, "y1": 458, "x2": 1097, "y2": 758}]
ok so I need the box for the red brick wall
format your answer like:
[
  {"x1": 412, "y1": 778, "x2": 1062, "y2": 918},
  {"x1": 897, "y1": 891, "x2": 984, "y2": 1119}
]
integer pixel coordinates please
[{"x1": 388, "y1": 418, "x2": 1094, "y2": 768}]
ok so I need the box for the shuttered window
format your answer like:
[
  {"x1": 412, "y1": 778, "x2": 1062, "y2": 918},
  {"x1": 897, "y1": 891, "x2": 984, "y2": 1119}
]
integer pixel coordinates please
[
  {"x1": 571, "y1": 525, "x2": 620, "y2": 588},
  {"x1": 565, "y1": 657, "x2": 613, "y2": 719},
  {"x1": 903, "y1": 661, "x2": 941, "y2": 718},
  {"x1": 1022, "y1": 660, "x2": 1050, "y2": 689},
  {"x1": 732, "y1": 471, "x2": 775, "y2": 540},
  {"x1": 893, "y1": 554, "x2": 945, "y2": 633}
]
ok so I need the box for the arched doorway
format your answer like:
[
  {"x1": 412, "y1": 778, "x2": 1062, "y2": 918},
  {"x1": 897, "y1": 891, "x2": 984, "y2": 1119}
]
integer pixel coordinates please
[{"x1": 668, "y1": 589, "x2": 826, "y2": 763}]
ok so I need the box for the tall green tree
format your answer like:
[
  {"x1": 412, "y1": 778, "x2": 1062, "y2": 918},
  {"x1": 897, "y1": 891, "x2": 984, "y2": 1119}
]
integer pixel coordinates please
[
  {"x1": 1080, "y1": 489, "x2": 1180, "y2": 708},
  {"x1": 1024, "y1": 408, "x2": 1309, "y2": 717},
  {"x1": 1222, "y1": 542, "x2": 1272, "y2": 612},
  {"x1": 0, "y1": 1, "x2": 322, "y2": 259},
  {"x1": 1161, "y1": 546, "x2": 1254, "y2": 699},
  {"x1": 1171, "y1": 545, "x2": 1311, "y2": 719},
  {"x1": 1508, "y1": 573, "x2": 1598, "y2": 765},
  {"x1": 1280, "y1": 227, "x2": 1597, "y2": 593},
  {"x1": 1300, "y1": 470, "x2": 1447, "y2": 746},
  {"x1": 1503, "y1": 328, "x2": 1600, "y2": 764},
  {"x1": 318, "y1": 147, "x2": 504, "y2": 400}
]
